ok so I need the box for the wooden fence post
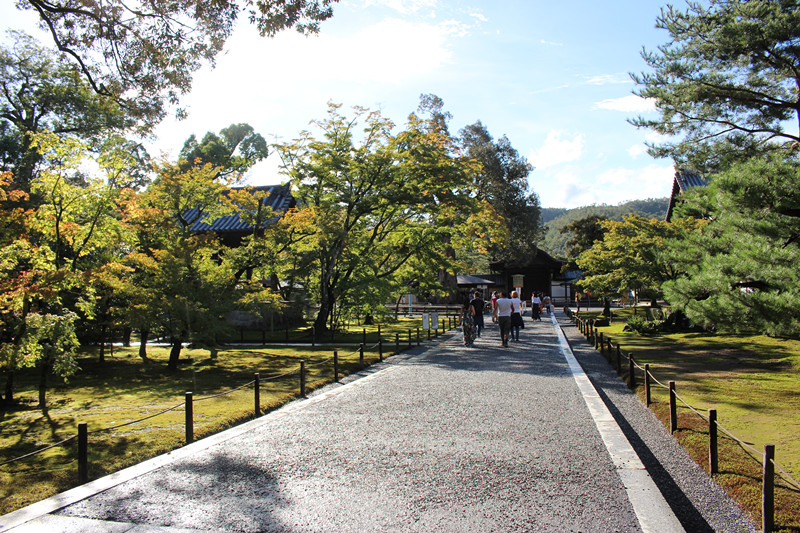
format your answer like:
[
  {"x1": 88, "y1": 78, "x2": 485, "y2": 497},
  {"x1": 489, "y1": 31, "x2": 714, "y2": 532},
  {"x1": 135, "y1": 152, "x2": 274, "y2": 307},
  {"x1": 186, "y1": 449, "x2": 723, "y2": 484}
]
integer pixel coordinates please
[
  {"x1": 599, "y1": 332, "x2": 604, "y2": 354},
  {"x1": 379, "y1": 338, "x2": 383, "y2": 361},
  {"x1": 628, "y1": 354, "x2": 636, "y2": 388},
  {"x1": 78, "y1": 422, "x2": 88, "y2": 483},
  {"x1": 669, "y1": 381, "x2": 677, "y2": 433},
  {"x1": 254, "y1": 373, "x2": 260, "y2": 416},
  {"x1": 644, "y1": 364, "x2": 651, "y2": 407},
  {"x1": 334, "y1": 350, "x2": 339, "y2": 382},
  {"x1": 763, "y1": 444, "x2": 775, "y2": 533},
  {"x1": 185, "y1": 392, "x2": 193, "y2": 444},
  {"x1": 708, "y1": 409, "x2": 718, "y2": 475},
  {"x1": 359, "y1": 343, "x2": 365, "y2": 369},
  {"x1": 363, "y1": 328, "x2": 366, "y2": 345},
  {"x1": 395, "y1": 333, "x2": 400, "y2": 353},
  {"x1": 408, "y1": 329, "x2": 412, "y2": 348},
  {"x1": 300, "y1": 360, "x2": 306, "y2": 398}
]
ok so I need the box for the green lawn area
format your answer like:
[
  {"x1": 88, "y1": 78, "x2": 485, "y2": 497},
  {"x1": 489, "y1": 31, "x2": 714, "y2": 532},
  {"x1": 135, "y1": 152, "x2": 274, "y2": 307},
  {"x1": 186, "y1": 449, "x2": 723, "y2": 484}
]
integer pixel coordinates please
[
  {"x1": 577, "y1": 308, "x2": 800, "y2": 531},
  {"x1": 0, "y1": 317, "x2": 446, "y2": 515}
]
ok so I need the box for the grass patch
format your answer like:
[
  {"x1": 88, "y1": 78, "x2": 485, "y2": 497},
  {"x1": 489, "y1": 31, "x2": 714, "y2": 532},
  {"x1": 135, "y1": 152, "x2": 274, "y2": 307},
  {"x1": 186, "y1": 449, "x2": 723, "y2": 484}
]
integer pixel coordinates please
[
  {"x1": 577, "y1": 309, "x2": 800, "y2": 531},
  {"x1": 0, "y1": 317, "x2": 442, "y2": 515}
]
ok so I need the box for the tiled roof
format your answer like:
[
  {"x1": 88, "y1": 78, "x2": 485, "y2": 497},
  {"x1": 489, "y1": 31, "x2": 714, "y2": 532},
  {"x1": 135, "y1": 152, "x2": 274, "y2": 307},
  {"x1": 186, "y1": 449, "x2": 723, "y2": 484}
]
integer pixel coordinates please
[
  {"x1": 666, "y1": 170, "x2": 707, "y2": 221},
  {"x1": 457, "y1": 275, "x2": 498, "y2": 286},
  {"x1": 675, "y1": 170, "x2": 707, "y2": 192},
  {"x1": 187, "y1": 185, "x2": 293, "y2": 233}
]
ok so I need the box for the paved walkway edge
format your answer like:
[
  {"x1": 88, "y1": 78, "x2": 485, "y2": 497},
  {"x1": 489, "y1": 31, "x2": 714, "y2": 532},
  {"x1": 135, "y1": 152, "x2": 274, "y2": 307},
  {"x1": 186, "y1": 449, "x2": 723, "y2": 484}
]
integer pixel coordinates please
[
  {"x1": 0, "y1": 335, "x2": 453, "y2": 532},
  {"x1": 551, "y1": 314, "x2": 685, "y2": 533}
]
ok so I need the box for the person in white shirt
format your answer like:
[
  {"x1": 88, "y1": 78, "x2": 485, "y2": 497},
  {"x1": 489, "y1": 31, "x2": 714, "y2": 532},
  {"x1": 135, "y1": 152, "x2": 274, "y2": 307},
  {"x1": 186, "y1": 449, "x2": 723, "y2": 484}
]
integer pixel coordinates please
[
  {"x1": 492, "y1": 290, "x2": 515, "y2": 347},
  {"x1": 510, "y1": 291, "x2": 523, "y2": 341},
  {"x1": 531, "y1": 293, "x2": 542, "y2": 321}
]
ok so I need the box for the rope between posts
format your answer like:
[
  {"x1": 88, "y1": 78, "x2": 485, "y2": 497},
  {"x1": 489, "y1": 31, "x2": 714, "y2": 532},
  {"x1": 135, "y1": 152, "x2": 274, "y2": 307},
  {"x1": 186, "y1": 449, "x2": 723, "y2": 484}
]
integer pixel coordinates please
[
  {"x1": 306, "y1": 356, "x2": 334, "y2": 368},
  {"x1": 715, "y1": 420, "x2": 763, "y2": 457},
  {"x1": 673, "y1": 391, "x2": 709, "y2": 422},
  {"x1": 90, "y1": 401, "x2": 186, "y2": 434},
  {"x1": 0, "y1": 435, "x2": 77, "y2": 467},
  {"x1": 630, "y1": 356, "x2": 647, "y2": 372},
  {"x1": 575, "y1": 313, "x2": 800, "y2": 494},
  {"x1": 773, "y1": 460, "x2": 800, "y2": 492},
  {"x1": 1, "y1": 333, "x2": 408, "y2": 471},
  {"x1": 260, "y1": 367, "x2": 301, "y2": 381},
  {"x1": 194, "y1": 380, "x2": 256, "y2": 403}
]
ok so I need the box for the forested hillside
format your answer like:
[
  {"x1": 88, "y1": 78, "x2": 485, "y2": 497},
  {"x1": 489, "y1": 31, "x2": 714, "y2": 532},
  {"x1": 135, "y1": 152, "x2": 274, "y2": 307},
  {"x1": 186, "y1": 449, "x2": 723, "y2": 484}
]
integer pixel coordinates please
[{"x1": 540, "y1": 198, "x2": 667, "y2": 258}]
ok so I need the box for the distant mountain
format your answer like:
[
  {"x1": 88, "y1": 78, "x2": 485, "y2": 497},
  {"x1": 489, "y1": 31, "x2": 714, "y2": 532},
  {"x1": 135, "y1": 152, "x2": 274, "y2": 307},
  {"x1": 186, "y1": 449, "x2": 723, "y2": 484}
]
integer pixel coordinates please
[{"x1": 539, "y1": 198, "x2": 668, "y2": 258}]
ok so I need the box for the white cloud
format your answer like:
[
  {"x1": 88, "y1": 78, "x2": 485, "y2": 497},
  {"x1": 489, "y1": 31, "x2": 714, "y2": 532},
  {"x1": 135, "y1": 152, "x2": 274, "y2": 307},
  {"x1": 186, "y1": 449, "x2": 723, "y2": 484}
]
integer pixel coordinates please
[
  {"x1": 584, "y1": 74, "x2": 630, "y2": 85},
  {"x1": 530, "y1": 130, "x2": 584, "y2": 170},
  {"x1": 596, "y1": 164, "x2": 675, "y2": 197},
  {"x1": 533, "y1": 163, "x2": 675, "y2": 208},
  {"x1": 362, "y1": 0, "x2": 439, "y2": 15},
  {"x1": 644, "y1": 130, "x2": 669, "y2": 144},
  {"x1": 628, "y1": 144, "x2": 647, "y2": 159},
  {"x1": 594, "y1": 95, "x2": 656, "y2": 113},
  {"x1": 469, "y1": 11, "x2": 488, "y2": 23}
]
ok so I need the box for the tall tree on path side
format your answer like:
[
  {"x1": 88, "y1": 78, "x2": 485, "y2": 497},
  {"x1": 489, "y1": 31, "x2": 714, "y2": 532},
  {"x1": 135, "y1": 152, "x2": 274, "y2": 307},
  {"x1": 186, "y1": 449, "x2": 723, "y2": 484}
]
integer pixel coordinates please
[
  {"x1": 631, "y1": 0, "x2": 800, "y2": 174},
  {"x1": 0, "y1": 33, "x2": 133, "y2": 191},
  {"x1": 13, "y1": 0, "x2": 339, "y2": 126}
]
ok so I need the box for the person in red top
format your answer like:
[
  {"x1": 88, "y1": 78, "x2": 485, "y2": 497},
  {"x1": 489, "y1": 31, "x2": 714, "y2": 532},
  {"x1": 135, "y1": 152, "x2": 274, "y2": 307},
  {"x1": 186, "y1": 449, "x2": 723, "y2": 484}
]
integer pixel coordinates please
[{"x1": 490, "y1": 291, "x2": 499, "y2": 323}]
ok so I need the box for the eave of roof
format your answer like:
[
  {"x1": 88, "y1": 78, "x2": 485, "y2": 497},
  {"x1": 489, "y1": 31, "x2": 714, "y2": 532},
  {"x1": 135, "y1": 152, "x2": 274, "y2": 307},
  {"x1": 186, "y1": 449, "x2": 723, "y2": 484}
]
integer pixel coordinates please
[{"x1": 188, "y1": 184, "x2": 293, "y2": 233}]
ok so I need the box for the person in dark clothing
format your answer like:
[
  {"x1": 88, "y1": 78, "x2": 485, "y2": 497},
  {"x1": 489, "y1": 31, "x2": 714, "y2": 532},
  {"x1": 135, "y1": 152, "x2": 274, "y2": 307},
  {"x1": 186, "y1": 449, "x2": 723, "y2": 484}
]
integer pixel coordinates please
[{"x1": 470, "y1": 290, "x2": 485, "y2": 338}]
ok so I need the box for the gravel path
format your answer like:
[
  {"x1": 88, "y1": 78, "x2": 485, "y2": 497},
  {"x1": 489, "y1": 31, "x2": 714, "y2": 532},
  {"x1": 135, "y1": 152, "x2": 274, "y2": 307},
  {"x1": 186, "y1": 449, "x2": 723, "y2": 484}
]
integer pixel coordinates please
[{"x1": 4, "y1": 311, "x2": 756, "y2": 532}]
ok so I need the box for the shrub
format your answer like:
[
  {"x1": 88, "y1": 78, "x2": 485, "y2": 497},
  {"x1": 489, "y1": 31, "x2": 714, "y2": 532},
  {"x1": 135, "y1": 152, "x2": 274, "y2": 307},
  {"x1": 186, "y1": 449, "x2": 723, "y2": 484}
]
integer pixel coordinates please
[{"x1": 624, "y1": 315, "x2": 665, "y2": 335}]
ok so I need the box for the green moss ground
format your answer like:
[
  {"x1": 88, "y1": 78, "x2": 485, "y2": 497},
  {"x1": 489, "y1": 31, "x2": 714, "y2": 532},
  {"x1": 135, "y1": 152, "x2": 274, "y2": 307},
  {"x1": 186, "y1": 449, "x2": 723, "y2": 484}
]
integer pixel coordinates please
[
  {"x1": 578, "y1": 309, "x2": 800, "y2": 531},
  {"x1": 1, "y1": 317, "x2": 439, "y2": 515}
]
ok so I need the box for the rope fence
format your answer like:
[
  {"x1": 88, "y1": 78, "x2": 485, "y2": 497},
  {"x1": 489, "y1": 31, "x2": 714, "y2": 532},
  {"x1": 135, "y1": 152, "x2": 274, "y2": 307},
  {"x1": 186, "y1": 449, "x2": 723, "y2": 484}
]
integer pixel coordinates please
[
  {"x1": 1, "y1": 322, "x2": 455, "y2": 491},
  {"x1": 567, "y1": 309, "x2": 800, "y2": 532}
]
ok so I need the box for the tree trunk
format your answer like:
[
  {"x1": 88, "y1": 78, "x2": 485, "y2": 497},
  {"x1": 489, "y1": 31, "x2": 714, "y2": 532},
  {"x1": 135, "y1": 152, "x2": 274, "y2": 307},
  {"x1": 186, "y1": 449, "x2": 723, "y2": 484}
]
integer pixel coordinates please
[
  {"x1": 314, "y1": 300, "x2": 331, "y2": 333},
  {"x1": 3, "y1": 371, "x2": 14, "y2": 406},
  {"x1": 99, "y1": 324, "x2": 106, "y2": 363},
  {"x1": 167, "y1": 337, "x2": 183, "y2": 371},
  {"x1": 314, "y1": 282, "x2": 335, "y2": 333},
  {"x1": 122, "y1": 327, "x2": 132, "y2": 347},
  {"x1": 38, "y1": 360, "x2": 48, "y2": 409},
  {"x1": 139, "y1": 328, "x2": 149, "y2": 361}
]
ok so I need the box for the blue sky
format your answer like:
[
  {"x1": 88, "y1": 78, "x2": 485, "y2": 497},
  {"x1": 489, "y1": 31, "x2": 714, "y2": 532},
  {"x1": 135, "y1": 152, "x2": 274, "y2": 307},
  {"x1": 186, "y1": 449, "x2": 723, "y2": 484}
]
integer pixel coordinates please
[{"x1": 2, "y1": 0, "x2": 685, "y2": 208}]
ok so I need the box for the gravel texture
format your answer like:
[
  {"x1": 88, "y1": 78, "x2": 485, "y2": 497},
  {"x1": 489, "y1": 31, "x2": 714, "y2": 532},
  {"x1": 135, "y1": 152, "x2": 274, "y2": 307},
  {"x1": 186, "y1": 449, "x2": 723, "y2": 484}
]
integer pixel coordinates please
[
  {"x1": 555, "y1": 312, "x2": 757, "y2": 533},
  {"x1": 12, "y1": 311, "x2": 756, "y2": 532}
]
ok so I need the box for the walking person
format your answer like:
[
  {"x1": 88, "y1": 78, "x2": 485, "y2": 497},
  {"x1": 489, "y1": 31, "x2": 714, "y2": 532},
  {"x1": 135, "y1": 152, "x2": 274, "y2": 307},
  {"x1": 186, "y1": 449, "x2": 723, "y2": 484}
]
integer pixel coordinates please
[
  {"x1": 462, "y1": 294, "x2": 476, "y2": 346},
  {"x1": 492, "y1": 290, "x2": 514, "y2": 347},
  {"x1": 510, "y1": 290, "x2": 523, "y2": 341},
  {"x1": 470, "y1": 290, "x2": 485, "y2": 338},
  {"x1": 531, "y1": 293, "x2": 542, "y2": 321}
]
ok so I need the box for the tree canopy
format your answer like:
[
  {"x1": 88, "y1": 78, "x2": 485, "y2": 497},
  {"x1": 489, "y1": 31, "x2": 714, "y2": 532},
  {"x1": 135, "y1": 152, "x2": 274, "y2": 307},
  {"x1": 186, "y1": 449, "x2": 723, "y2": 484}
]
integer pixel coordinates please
[
  {"x1": 663, "y1": 151, "x2": 800, "y2": 337},
  {"x1": 14, "y1": 0, "x2": 339, "y2": 126},
  {"x1": 632, "y1": 0, "x2": 800, "y2": 174},
  {"x1": 0, "y1": 33, "x2": 134, "y2": 189},
  {"x1": 577, "y1": 214, "x2": 705, "y2": 300},
  {"x1": 277, "y1": 103, "x2": 495, "y2": 332},
  {"x1": 458, "y1": 120, "x2": 540, "y2": 263}
]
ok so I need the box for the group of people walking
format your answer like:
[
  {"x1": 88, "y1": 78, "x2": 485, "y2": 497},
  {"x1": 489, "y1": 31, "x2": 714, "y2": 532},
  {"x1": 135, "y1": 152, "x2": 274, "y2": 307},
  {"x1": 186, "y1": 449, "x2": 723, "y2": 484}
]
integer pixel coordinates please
[{"x1": 462, "y1": 289, "x2": 554, "y2": 347}]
